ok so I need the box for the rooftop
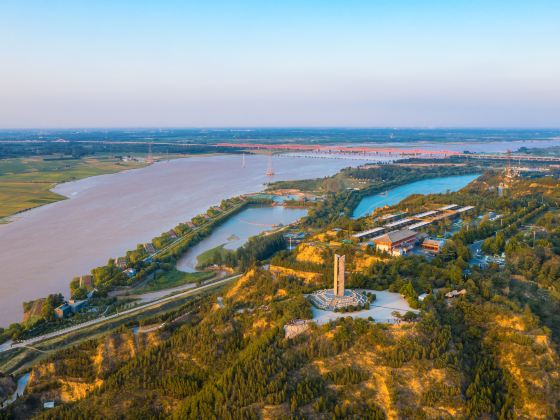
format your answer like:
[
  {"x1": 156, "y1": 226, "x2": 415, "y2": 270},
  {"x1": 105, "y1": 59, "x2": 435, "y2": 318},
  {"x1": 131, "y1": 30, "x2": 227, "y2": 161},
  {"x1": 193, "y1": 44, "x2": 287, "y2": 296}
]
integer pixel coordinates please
[
  {"x1": 408, "y1": 220, "x2": 432, "y2": 230},
  {"x1": 438, "y1": 204, "x2": 458, "y2": 211},
  {"x1": 384, "y1": 218, "x2": 413, "y2": 228},
  {"x1": 456, "y1": 205, "x2": 475, "y2": 213},
  {"x1": 413, "y1": 210, "x2": 438, "y2": 218},
  {"x1": 379, "y1": 211, "x2": 406, "y2": 221},
  {"x1": 352, "y1": 227, "x2": 385, "y2": 238},
  {"x1": 423, "y1": 238, "x2": 446, "y2": 246},
  {"x1": 373, "y1": 229, "x2": 417, "y2": 244}
]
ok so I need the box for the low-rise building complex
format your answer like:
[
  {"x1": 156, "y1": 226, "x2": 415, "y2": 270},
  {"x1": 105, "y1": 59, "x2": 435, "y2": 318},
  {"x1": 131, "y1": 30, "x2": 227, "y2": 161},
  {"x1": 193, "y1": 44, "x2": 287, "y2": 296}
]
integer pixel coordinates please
[{"x1": 373, "y1": 229, "x2": 417, "y2": 255}]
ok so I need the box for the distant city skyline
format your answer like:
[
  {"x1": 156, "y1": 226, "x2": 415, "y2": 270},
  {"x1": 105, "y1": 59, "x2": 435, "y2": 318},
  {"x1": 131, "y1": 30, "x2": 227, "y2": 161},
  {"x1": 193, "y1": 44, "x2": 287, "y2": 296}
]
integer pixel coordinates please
[{"x1": 1, "y1": 1, "x2": 559, "y2": 128}]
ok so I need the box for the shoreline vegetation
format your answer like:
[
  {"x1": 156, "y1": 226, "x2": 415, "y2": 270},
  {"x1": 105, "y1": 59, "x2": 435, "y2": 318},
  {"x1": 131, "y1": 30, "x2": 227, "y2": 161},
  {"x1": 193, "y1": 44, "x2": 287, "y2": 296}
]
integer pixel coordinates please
[
  {"x1": 0, "y1": 193, "x2": 272, "y2": 340},
  {"x1": 0, "y1": 156, "x2": 150, "y2": 222},
  {"x1": 128, "y1": 270, "x2": 214, "y2": 295},
  {"x1": 0, "y1": 142, "x2": 248, "y2": 222},
  {"x1": 0, "y1": 280, "x2": 230, "y2": 378},
  {"x1": 0, "y1": 163, "x2": 483, "y2": 345},
  {"x1": 4, "y1": 165, "x2": 560, "y2": 418},
  {"x1": 3, "y1": 155, "x2": 560, "y2": 417}
]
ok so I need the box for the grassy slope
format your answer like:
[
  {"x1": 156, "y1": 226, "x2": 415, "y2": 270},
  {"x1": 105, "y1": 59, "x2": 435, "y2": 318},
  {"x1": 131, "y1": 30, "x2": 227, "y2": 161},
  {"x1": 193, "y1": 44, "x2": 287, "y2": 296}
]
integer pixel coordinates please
[
  {"x1": 131, "y1": 269, "x2": 214, "y2": 294},
  {"x1": 266, "y1": 171, "x2": 362, "y2": 193},
  {"x1": 195, "y1": 244, "x2": 229, "y2": 269},
  {"x1": 0, "y1": 156, "x2": 146, "y2": 220},
  {"x1": 22, "y1": 298, "x2": 45, "y2": 325}
]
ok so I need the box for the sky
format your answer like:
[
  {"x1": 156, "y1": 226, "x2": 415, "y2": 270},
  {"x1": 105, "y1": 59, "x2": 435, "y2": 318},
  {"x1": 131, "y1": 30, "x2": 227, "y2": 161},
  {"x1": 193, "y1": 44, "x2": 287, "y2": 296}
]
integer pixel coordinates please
[{"x1": 0, "y1": 0, "x2": 559, "y2": 128}]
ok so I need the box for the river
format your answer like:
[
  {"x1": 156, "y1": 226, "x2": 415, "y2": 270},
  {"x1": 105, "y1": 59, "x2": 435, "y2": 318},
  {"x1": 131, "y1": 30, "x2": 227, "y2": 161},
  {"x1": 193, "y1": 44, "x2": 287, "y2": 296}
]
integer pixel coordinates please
[
  {"x1": 0, "y1": 154, "x2": 368, "y2": 325},
  {"x1": 177, "y1": 205, "x2": 307, "y2": 272},
  {"x1": 352, "y1": 173, "x2": 481, "y2": 218}
]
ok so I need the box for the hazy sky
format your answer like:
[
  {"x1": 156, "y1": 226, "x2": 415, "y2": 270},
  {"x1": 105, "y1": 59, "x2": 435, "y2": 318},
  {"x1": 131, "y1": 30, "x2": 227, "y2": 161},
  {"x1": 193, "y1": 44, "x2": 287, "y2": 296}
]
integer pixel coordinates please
[{"x1": 1, "y1": 0, "x2": 559, "y2": 128}]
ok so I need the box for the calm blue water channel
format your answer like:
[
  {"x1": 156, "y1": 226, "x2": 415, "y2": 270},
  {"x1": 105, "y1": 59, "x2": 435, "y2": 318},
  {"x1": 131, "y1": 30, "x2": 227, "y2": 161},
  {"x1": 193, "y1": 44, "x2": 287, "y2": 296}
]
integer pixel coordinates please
[
  {"x1": 177, "y1": 205, "x2": 307, "y2": 272},
  {"x1": 352, "y1": 174, "x2": 481, "y2": 219}
]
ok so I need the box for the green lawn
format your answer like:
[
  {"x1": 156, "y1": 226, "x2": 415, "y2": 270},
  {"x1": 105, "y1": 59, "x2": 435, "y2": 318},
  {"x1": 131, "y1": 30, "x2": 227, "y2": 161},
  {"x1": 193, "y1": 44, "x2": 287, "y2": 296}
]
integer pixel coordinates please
[
  {"x1": 133, "y1": 269, "x2": 215, "y2": 294},
  {"x1": 195, "y1": 244, "x2": 232, "y2": 269},
  {"x1": 0, "y1": 156, "x2": 147, "y2": 220}
]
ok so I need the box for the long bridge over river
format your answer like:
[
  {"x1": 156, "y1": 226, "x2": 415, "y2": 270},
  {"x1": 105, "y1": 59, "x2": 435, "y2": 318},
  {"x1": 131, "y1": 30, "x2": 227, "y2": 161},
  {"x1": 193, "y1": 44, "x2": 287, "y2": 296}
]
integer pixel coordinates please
[
  {"x1": 216, "y1": 143, "x2": 560, "y2": 162},
  {"x1": 217, "y1": 142, "x2": 461, "y2": 157}
]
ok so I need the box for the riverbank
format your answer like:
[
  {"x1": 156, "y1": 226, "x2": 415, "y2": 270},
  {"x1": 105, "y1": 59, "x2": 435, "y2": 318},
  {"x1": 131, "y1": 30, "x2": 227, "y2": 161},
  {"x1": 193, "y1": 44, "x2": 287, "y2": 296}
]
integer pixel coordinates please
[
  {"x1": 177, "y1": 205, "x2": 307, "y2": 272},
  {"x1": 0, "y1": 274, "x2": 241, "y2": 376},
  {"x1": 0, "y1": 154, "x2": 367, "y2": 325},
  {"x1": 0, "y1": 153, "x2": 234, "y2": 224},
  {"x1": 0, "y1": 156, "x2": 149, "y2": 222},
  {"x1": 0, "y1": 372, "x2": 29, "y2": 408},
  {"x1": 352, "y1": 173, "x2": 481, "y2": 218},
  {"x1": 0, "y1": 162, "x2": 478, "y2": 344},
  {"x1": 0, "y1": 189, "x2": 309, "y2": 344},
  {"x1": 0, "y1": 193, "x2": 267, "y2": 343}
]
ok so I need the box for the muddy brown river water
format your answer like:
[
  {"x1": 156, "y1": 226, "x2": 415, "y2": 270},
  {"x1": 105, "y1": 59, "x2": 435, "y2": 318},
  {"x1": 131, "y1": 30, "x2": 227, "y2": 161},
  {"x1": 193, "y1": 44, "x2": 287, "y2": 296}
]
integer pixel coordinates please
[
  {"x1": 2, "y1": 136, "x2": 557, "y2": 326},
  {"x1": 0, "y1": 154, "x2": 369, "y2": 325}
]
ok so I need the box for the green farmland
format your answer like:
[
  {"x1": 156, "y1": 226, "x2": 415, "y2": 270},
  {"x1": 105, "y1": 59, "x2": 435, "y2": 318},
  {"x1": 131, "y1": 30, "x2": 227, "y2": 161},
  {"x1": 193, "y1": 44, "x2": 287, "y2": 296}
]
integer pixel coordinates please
[{"x1": 0, "y1": 156, "x2": 146, "y2": 220}]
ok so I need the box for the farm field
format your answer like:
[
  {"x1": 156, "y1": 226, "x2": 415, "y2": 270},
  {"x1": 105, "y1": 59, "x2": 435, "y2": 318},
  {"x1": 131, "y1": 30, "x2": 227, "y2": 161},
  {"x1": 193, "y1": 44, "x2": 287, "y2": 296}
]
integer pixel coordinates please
[{"x1": 0, "y1": 156, "x2": 146, "y2": 220}]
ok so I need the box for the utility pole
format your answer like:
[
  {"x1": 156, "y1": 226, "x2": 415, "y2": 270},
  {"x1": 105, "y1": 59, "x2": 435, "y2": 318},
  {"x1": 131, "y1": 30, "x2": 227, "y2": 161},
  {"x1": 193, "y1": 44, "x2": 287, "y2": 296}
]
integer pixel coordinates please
[
  {"x1": 533, "y1": 230, "x2": 536, "y2": 248},
  {"x1": 266, "y1": 153, "x2": 274, "y2": 176}
]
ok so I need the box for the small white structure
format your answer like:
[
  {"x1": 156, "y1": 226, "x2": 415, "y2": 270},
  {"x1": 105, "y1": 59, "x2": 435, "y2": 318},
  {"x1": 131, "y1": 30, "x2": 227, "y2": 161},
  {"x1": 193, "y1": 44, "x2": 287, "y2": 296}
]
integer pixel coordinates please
[
  {"x1": 284, "y1": 319, "x2": 312, "y2": 339},
  {"x1": 44, "y1": 401, "x2": 55, "y2": 409},
  {"x1": 445, "y1": 289, "x2": 467, "y2": 298},
  {"x1": 418, "y1": 293, "x2": 429, "y2": 302}
]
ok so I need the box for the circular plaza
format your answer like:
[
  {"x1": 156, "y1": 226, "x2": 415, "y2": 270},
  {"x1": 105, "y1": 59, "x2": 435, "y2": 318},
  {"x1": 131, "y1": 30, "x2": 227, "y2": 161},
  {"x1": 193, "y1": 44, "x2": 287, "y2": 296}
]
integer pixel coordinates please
[{"x1": 308, "y1": 288, "x2": 368, "y2": 311}]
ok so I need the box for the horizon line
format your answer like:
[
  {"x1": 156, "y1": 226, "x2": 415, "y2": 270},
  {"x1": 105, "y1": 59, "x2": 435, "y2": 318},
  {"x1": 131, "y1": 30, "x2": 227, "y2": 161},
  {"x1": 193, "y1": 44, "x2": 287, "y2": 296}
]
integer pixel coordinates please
[{"x1": 1, "y1": 126, "x2": 560, "y2": 131}]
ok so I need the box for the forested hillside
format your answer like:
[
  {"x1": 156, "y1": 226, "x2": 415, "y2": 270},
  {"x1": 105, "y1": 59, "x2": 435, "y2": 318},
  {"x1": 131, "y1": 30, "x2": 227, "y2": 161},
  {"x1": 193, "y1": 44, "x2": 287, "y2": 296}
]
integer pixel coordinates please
[{"x1": 2, "y1": 167, "x2": 560, "y2": 419}]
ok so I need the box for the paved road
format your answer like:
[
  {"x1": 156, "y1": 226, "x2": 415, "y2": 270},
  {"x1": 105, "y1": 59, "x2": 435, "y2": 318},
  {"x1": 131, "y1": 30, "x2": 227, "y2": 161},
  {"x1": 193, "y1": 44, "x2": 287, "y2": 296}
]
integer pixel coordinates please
[
  {"x1": 0, "y1": 274, "x2": 241, "y2": 354},
  {"x1": 468, "y1": 240, "x2": 485, "y2": 267}
]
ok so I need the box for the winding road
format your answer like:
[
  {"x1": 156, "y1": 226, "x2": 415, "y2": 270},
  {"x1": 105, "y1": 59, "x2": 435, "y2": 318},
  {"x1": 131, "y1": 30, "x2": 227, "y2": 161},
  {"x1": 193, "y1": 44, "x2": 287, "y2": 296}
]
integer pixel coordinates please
[{"x1": 0, "y1": 274, "x2": 240, "y2": 354}]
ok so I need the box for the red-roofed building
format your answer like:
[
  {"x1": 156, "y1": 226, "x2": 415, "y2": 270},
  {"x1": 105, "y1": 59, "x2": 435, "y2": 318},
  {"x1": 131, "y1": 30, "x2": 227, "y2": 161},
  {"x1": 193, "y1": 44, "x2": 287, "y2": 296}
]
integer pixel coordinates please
[{"x1": 373, "y1": 229, "x2": 417, "y2": 255}]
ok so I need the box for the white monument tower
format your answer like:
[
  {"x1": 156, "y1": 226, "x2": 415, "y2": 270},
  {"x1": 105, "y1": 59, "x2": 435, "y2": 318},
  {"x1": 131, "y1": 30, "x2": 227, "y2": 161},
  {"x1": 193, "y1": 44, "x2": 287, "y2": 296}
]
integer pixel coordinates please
[{"x1": 334, "y1": 254, "x2": 345, "y2": 297}]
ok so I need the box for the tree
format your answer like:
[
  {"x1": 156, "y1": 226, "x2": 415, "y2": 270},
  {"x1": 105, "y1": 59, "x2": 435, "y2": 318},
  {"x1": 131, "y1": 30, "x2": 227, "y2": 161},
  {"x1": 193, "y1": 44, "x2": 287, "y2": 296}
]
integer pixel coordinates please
[
  {"x1": 399, "y1": 281, "x2": 417, "y2": 299},
  {"x1": 41, "y1": 293, "x2": 63, "y2": 321}
]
